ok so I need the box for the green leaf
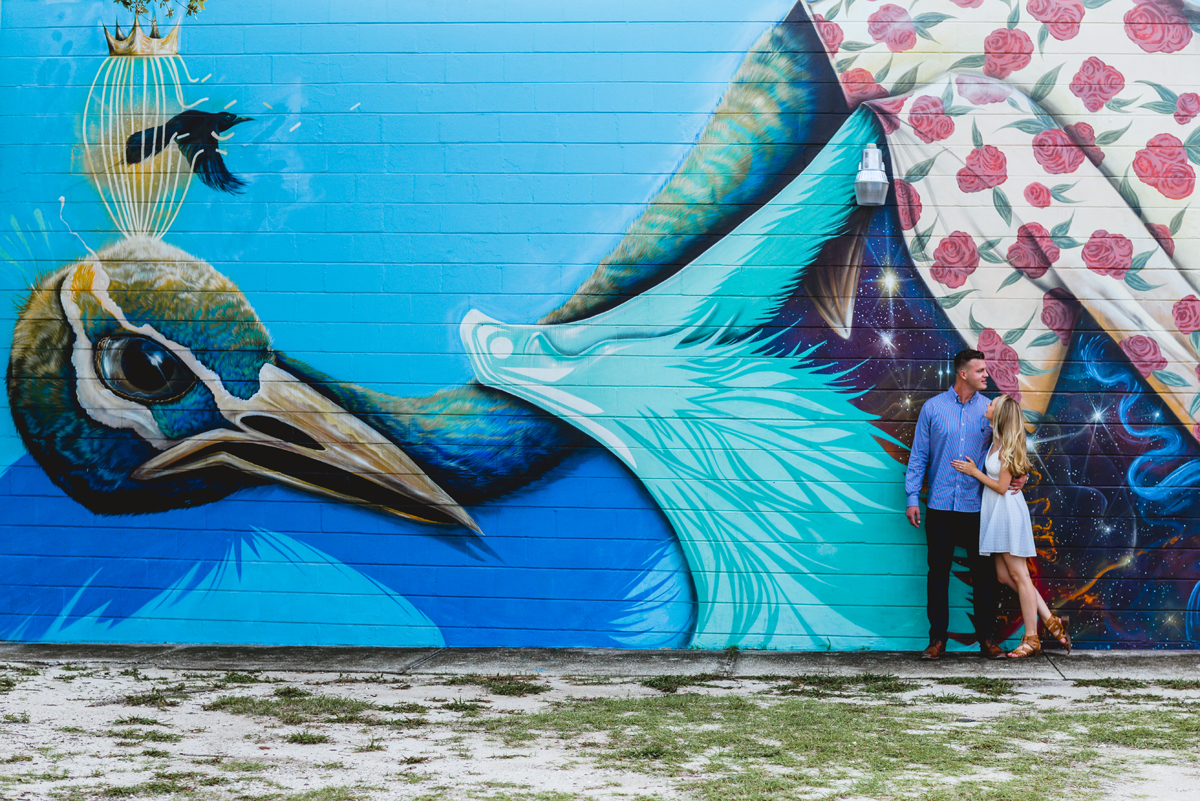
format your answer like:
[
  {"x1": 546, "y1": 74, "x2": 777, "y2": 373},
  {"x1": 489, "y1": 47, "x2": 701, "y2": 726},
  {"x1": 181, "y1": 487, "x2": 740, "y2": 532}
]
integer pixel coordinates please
[
  {"x1": 835, "y1": 55, "x2": 859, "y2": 72},
  {"x1": 941, "y1": 79, "x2": 953, "y2": 109},
  {"x1": 915, "y1": 26, "x2": 939, "y2": 43},
  {"x1": 890, "y1": 65, "x2": 921, "y2": 97},
  {"x1": 969, "y1": 305, "x2": 987, "y2": 338},
  {"x1": 1187, "y1": 129, "x2": 1200, "y2": 165},
  {"x1": 912, "y1": 218, "x2": 937, "y2": 258},
  {"x1": 1094, "y1": 122, "x2": 1132, "y2": 146},
  {"x1": 1118, "y1": 172, "x2": 1143, "y2": 218},
  {"x1": 1105, "y1": 96, "x2": 1141, "y2": 113},
  {"x1": 1169, "y1": 206, "x2": 1187, "y2": 236},
  {"x1": 1029, "y1": 332, "x2": 1063, "y2": 348},
  {"x1": 874, "y1": 54, "x2": 894, "y2": 85},
  {"x1": 1128, "y1": 249, "x2": 1155, "y2": 275},
  {"x1": 825, "y1": 0, "x2": 844, "y2": 20},
  {"x1": 1124, "y1": 272, "x2": 1161, "y2": 292},
  {"x1": 1051, "y1": 235, "x2": 1082, "y2": 249},
  {"x1": 1001, "y1": 118, "x2": 1054, "y2": 135},
  {"x1": 1151, "y1": 370, "x2": 1191, "y2": 388},
  {"x1": 904, "y1": 153, "x2": 940, "y2": 183},
  {"x1": 1037, "y1": 24, "x2": 1049, "y2": 55},
  {"x1": 937, "y1": 289, "x2": 976, "y2": 309},
  {"x1": 993, "y1": 187, "x2": 1012, "y2": 226},
  {"x1": 943, "y1": 104, "x2": 973, "y2": 117},
  {"x1": 1049, "y1": 183, "x2": 1078, "y2": 203},
  {"x1": 1187, "y1": 128, "x2": 1200, "y2": 149},
  {"x1": 949, "y1": 54, "x2": 987, "y2": 70},
  {"x1": 1007, "y1": 2, "x2": 1020, "y2": 29},
  {"x1": 998, "y1": 270, "x2": 1023, "y2": 290},
  {"x1": 1050, "y1": 214, "x2": 1074, "y2": 239},
  {"x1": 1081, "y1": 0, "x2": 1114, "y2": 7},
  {"x1": 913, "y1": 12, "x2": 953, "y2": 27},
  {"x1": 977, "y1": 237, "x2": 1004, "y2": 263},
  {"x1": 1003, "y1": 310, "x2": 1037, "y2": 345},
  {"x1": 1020, "y1": 407, "x2": 1045, "y2": 425},
  {"x1": 972, "y1": 120, "x2": 983, "y2": 149},
  {"x1": 1137, "y1": 80, "x2": 1180, "y2": 105},
  {"x1": 1007, "y1": 96, "x2": 1022, "y2": 110},
  {"x1": 840, "y1": 41, "x2": 876, "y2": 51},
  {"x1": 1189, "y1": 392, "x2": 1200, "y2": 418},
  {"x1": 1030, "y1": 65, "x2": 1062, "y2": 105},
  {"x1": 1019, "y1": 359, "x2": 1055, "y2": 376},
  {"x1": 1191, "y1": 331, "x2": 1200, "y2": 354},
  {"x1": 1142, "y1": 100, "x2": 1180, "y2": 115}
]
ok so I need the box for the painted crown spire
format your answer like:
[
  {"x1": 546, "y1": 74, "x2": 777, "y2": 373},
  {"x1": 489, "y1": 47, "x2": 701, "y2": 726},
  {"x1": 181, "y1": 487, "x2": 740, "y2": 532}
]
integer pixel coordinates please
[{"x1": 103, "y1": 17, "x2": 180, "y2": 56}]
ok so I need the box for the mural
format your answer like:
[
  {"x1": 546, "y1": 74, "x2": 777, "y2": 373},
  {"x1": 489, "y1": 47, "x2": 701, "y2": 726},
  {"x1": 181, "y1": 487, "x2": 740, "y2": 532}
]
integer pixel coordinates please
[{"x1": 1, "y1": 0, "x2": 1198, "y2": 650}]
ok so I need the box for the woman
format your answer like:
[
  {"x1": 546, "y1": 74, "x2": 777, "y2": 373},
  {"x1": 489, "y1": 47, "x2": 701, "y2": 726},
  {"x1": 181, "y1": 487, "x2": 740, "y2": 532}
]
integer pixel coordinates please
[{"x1": 951, "y1": 395, "x2": 1071, "y2": 658}]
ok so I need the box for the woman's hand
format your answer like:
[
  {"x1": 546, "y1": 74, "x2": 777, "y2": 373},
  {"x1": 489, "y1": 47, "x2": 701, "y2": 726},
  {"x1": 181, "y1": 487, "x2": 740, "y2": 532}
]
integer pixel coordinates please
[{"x1": 950, "y1": 457, "x2": 981, "y2": 478}]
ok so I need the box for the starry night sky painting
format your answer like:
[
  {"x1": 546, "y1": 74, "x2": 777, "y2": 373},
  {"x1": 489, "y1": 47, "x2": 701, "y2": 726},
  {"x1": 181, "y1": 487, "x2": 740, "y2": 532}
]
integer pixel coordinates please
[{"x1": 1, "y1": 0, "x2": 1197, "y2": 650}]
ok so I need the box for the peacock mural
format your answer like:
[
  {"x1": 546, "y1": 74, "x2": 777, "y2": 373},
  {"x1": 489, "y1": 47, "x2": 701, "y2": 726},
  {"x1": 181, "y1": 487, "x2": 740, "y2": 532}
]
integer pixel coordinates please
[{"x1": 2, "y1": 0, "x2": 1198, "y2": 650}]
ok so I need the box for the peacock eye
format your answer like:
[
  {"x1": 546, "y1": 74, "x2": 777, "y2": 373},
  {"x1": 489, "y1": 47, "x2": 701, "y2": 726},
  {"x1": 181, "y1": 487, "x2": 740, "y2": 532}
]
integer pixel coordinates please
[{"x1": 95, "y1": 336, "x2": 197, "y2": 403}]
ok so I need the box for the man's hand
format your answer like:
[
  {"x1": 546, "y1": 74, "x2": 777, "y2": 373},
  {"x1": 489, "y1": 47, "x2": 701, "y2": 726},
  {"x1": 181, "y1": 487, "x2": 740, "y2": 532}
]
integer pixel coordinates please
[
  {"x1": 906, "y1": 505, "x2": 921, "y2": 528},
  {"x1": 1010, "y1": 474, "x2": 1028, "y2": 494}
]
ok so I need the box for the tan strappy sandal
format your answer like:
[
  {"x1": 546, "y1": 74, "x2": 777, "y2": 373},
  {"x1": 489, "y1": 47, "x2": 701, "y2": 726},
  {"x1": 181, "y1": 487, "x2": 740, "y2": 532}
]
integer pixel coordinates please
[
  {"x1": 1007, "y1": 634, "x2": 1041, "y2": 658},
  {"x1": 1043, "y1": 615, "x2": 1071, "y2": 653}
]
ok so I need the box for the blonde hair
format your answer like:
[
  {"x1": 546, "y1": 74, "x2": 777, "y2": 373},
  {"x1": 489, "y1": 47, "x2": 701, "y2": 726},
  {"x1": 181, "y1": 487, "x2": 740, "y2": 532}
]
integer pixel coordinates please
[{"x1": 992, "y1": 395, "x2": 1032, "y2": 478}]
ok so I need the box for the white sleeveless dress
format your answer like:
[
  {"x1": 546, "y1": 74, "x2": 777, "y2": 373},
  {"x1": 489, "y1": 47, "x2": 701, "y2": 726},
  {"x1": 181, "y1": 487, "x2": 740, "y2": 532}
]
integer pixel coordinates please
[{"x1": 978, "y1": 449, "x2": 1036, "y2": 558}]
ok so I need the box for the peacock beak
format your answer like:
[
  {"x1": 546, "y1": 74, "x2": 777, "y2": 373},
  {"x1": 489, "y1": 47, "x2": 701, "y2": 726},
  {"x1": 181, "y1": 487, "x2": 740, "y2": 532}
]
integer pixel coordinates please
[{"x1": 132, "y1": 364, "x2": 481, "y2": 533}]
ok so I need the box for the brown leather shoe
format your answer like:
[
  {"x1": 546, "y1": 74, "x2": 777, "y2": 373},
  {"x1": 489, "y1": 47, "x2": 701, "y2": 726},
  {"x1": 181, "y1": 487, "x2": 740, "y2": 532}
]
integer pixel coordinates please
[
  {"x1": 979, "y1": 639, "x2": 1005, "y2": 659},
  {"x1": 921, "y1": 639, "x2": 946, "y2": 660}
]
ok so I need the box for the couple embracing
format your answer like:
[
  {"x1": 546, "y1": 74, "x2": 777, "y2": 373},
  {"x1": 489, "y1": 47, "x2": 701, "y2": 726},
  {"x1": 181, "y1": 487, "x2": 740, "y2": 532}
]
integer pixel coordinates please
[{"x1": 905, "y1": 350, "x2": 1071, "y2": 660}]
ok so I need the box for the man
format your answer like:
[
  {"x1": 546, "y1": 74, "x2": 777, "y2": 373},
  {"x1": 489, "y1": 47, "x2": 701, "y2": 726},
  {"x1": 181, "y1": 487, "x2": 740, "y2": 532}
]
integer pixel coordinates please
[{"x1": 905, "y1": 350, "x2": 1026, "y2": 659}]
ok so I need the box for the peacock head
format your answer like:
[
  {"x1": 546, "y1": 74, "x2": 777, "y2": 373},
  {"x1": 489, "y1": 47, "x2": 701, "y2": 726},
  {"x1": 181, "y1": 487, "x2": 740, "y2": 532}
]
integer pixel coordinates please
[{"x1": 7, "y1": 235, "x2": 479, "y2": 532}]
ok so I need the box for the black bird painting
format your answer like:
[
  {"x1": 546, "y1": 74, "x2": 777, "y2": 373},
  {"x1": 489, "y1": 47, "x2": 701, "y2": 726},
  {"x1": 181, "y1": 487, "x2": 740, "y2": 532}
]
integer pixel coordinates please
[{"x1": 125, "y1": 110, "x2": 253, "y2": 194}]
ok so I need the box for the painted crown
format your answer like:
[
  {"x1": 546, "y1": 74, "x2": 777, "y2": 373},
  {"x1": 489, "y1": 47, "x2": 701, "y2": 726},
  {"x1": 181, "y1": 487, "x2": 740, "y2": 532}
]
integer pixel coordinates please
[{"x1": 104, "y1": 18, "x2": 180, "y2": 56}]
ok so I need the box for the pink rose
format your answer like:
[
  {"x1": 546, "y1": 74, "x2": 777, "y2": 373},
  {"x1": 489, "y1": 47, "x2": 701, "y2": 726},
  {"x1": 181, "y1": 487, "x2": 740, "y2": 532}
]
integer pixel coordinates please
[
  {"x1": 930, "y1": 231, "x2": 980, "y2": 288},
  {"x1": 868, "y1": 95, "x2": 908, "y2": 134},
  {"x1": 955, "y1": 74, "x2": 1013, "y2": 105},
  {"x1": 1176, "y1": 93, "x2": 1200, "y2": 125},
  {"x1": 1082, "y1": 230, "x2": 1134, "y2": 278},
  {"x1": 1148, "y1": 222, "x2": 1176, "y2": 257},
  {"x1": 1007, "y1": 222, "x2": 1061, "y2": 279},
  {"x1": 814, "y1": 14, "x2": 845, "y2": 55},
  {"x1": 841, "y1": 68, "x2": 889, "y2": 107},
  {"x1": 1172, "y1": 295, "x2": 1200, "y2": 332},
  {"x1": 983, "y1": 28, "x2": 1034, "y2": 79},
  {"x1": 868, "y1": 4, "x2": 918, "y2": 52},
  {"x1": 1028, "y1": 0, "x2": 1085, "y2": 40},
  {"x1": 908, "y1": 96, "x2": 956, "y2": 143},
  {"x1": 956, "y1": 145, "x2": 1008, "y2": 193},
  {"x1": 1133, "y1": 133, "x2": 1196, "y2": 200},
  {"x1": 1033, "y1": 128, "x2": 1085, "y2": 175},
  {"x1": 1069, "y1": 57, "x2": 1125, "y2": 113},
  {"x1": 1025, "y1": 182, "x2": 1053, "y2": 208},
  {"x1": 978, "y1": 328, "x2": 1022, "y2": 400},
  {"x1": 1041, "y1": 289, "x2": 1080, "y2": 346},
  {"x1": 895, "y1": 179, "x2": 923, "y2": 231},
  {"x1": 1119, "y1": 335, "x2": 1168, "y2": 377},
  {"x1": 1065, "y1": 122, "x2": 1105, "y2": 167},
  {"x1": 1194, "y1": 423, "x2": 1200, "y2": 441},
  {"x1": 950, "y1": 0, "x2": 985, "y2": 6},
  {"x1": 1124, "y1": 0, "x2": 1193, "y2": 54}
]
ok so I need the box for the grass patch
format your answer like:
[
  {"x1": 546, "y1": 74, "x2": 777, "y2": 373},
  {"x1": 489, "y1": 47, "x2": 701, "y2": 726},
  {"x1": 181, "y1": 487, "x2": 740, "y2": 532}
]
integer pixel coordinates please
[
  {"x1": 2, "y1": 755, "x2": 33, "y2": 763},
  {"x1": 141, "y1": 749, "x2": 170, "y2": 758},
  {"x1": 443, "y1": 699, "x2": 488, "y2": 713},
  {"x1": 221, "y1": 760, "x2": 273, "y2": 772},
  {"x1": 219, "y1": 671, "x2": 266, "y2": 685},
  {"x1": 114, "y1": 716, "x2": 165, "y2": 726},
  {"x1": 927, "y1": 693, "x2": 999, "y2": 704},
  {"x1": 934, "y1": 677, "x2": 1016, "y2": 696},
  {"x1": 107, "y1": 728, "x2": 182, "y2": 744},
  {"x1": 287, "y1": 731, "x2": 332, "y2": 745},
  {"x1": 100, "y1": 771, "x2": 202, "y2": 796},
  {"x1": 1072, "y1": 678, "x2": 1148, "y2": 690},
  {"x1": 3, "y1": 713, "x2": 31, "y2": 724},
  {"x1": 355, "y1": 737, "x2": 386, "y2": 752},
  {"x1": 0, "y1": 677, "x2": 17, "y2": 693},
  {"x1": 1158, "y1": 679, "x2": 1200, "y2": 691},
  {"x1": 378, "y1": 702, "x2": 426, "y2": 714},
  {"x1": 203, "y1": 690, "x2": 375, "y2": 725},
  {"x1": 639, "y1": 673, "x2": 722, "y2": 694},
  {"x1": 124, "y1": 684, "x2": 186, "y2": 709},
  {"x1": 444, "y1": 674, "x2": 550, "y2": 697},
  {"x1": 279, "y1": 787, "x2": 364, "y2": 801}
]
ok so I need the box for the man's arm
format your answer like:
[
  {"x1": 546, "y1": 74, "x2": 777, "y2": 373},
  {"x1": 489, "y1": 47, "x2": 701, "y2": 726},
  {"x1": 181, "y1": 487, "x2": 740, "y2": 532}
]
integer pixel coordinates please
[{"x1": 905, "y1": 405, "x2": 931, "y2": 528}]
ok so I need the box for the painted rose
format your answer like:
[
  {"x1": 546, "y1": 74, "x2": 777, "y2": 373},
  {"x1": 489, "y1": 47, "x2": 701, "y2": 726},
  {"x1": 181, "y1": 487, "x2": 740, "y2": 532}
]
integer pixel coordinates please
[
  {"x1": 1032, "y1": 128, "x2": 1085, "y2": 175},
  {"x1": 1024, "y1": 182, "x2": 1053, "y2": 208},
  {"x1": 1124, "y1": 0, "x2": 1193, "y2": 54},
  {"x1": 895, "y1": 179, "x2": 923, "y2": 231},
  {"x1": 977, "y1": 329, "x2": 1022, "y2": 400},
  {"x1": 841, "y1": 68, "x2": 889, "y2": 106},
  {"x1": 1148, "y1": 222, "x2": 1176, "y2": 257},
  {"x1": 814, "y1": 14, "x2": 844, "y2": 55},
  {"x1": 1007, "y1": 222, "x2": 1061, "y2": 279},
  {"x1": 955, "y1": 74, "x2": 1013, "y2": 105},
  {"x1": 868, "y1": 4, "x2": 918, "y2": 52},
  {"x1": 868, "y1": 95, "x2": 908, "y2": 134},
  {"x1": 1133, "y1": 133, "x2": 1196, "y2": 200},
  {"x1": 1173, "y1": 295, "x2": 1200, "y2": 333},
  {"x1": 1068, "y1": 57, "x2": 1124, "y2": 112},
  {"x1": 930, "y1": 231, "x2": 980, "y2": 288},
  {"x1": 1082, "y1": 230, "x2": 1134, "y2": 278},
  {"x1": 1041, "y1": 289, "x2": 1080, "y2": 346},
  {"x1": 956, "y1": 145, "x2": 1008, "y2": 193},
  {"x1": 1028, "y1": 0, "x2": 1085, "y2": 40},
  {"x1": 950, "y1": 0, "x2": 985, "y2": 6},
  {"x1": 1176, "y1": 93, "x2": 1200, "y2": 125},
  {"x1": 908, "y1": 96, "x2": 956, "y2": 144},
  {"x1": 1065, "y1": 122, "x2": 1105, "y2": 167},
  {"x1": 983, "y1": 28, "x2": 1034, "y2": 79},
  {"x1": 1119, "y1": 335, "x2": 1168, "y2": 377}
]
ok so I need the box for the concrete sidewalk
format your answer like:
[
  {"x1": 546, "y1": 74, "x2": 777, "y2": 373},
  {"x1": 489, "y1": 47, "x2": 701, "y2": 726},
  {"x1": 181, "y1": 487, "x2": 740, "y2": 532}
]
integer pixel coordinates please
[{"x1": 1, "y1": 643, "x2": 1196, "y2": 681}]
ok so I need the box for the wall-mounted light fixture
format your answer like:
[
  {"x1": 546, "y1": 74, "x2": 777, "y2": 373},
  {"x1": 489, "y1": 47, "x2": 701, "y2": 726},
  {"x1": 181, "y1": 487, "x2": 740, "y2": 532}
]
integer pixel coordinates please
[{"x1": 854, "y1": 143, "x2": 889, "y2": 206}]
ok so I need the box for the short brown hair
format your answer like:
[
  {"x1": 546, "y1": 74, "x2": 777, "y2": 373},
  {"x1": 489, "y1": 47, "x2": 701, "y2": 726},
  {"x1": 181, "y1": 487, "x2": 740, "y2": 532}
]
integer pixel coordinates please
[{"x1": 954, "y1": 349, "x2": 985, "y2": 374}]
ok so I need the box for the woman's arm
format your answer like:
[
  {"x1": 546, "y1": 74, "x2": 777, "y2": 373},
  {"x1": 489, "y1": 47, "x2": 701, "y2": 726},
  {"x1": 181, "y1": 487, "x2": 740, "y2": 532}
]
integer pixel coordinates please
[{"x1": 950, "y1": 457, "x2": 1012, "y2": 495}]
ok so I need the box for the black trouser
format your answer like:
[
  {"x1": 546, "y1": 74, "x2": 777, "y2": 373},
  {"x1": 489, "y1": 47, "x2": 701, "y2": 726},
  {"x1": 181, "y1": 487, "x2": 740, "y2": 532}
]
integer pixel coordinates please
[{"x1": 925, "y1": 508, "x2": 996, "y2": 644}]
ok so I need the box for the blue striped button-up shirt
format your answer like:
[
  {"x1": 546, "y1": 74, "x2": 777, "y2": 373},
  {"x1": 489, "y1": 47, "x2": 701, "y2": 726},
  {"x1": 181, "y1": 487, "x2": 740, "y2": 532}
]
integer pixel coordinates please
[{"x1": 905, "y1": 387, "x2": 993, "y2": 512}]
